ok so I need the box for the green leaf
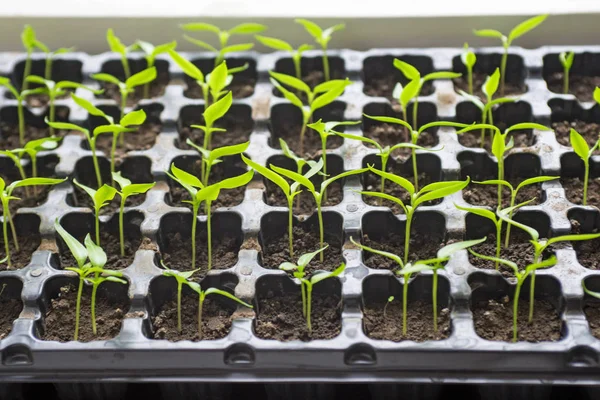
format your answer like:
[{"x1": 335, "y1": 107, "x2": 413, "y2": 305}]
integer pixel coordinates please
[
  {"x1": 104, "y1": 276, "x2": 127, "y2": 285},
  {"x1": 473, "y1": 179, "x2": 514, "y2": 191},
  {"x1": 473, "y1": 29, "x2": 504, "y2": 39},
  {"x1": 111, "y1": 171, "x2": 132, "y2": 190},
  {"x1": 255, "y1": 35, "x2": 292, "y2": 51},
  {"x1": 414, "y1": 178, "x2": 469, "y2": 208},
  {"x1": 279, "y1": 138, "x2": 301, "y2": 161},
  {"x1": 321, "y1": 168, "x2": 368, "y2": 195},
  {"x1": 195, "y1": 184, "x2": 220, "y2": 203},
  {"x1": 322, "y1": 24, "x2": 345, "y2": 39},
  {"x1": 94, "y1": 185, "x2": 118, "y2": 209},
  {"x1": 54, "y1": 219, "x2": 87, "y2": 268},
  {"x1": 168, "y1": 50, "x2": 204, "y2": 82},
  {"x1": 204, "y1": 287, "x2": 253, "y2": 308},
  {"x1": 228, "y1": 23, "x2": 267, "y2": 35},
  {"x1": 457, "y1": 123, "x2": 500, "y2": 136},
  {"x1": 366, "y1": 165, "x2": 414, "y2": 195},
  {"x1": 120, "y1": 109, "x2": 147, "y2": 127},
  {"x1": 505, "y1": 122, "x2": 550, "y2": 134},
  {"x1": 221, "y1": 43, "x2": 254, "y2": 55},
  {"x1": 418, "y1": 121, "x2": 469, "y2": 134},
  {"x1": 217, "y1": 170, "x2": 254, "y2": 190},
  {"x1": 469, "y1": 249, "x2": 519, "y2": 275},
  {"x1": 313, "y1": 79, "x2": 350, "y2": 94},
  {"x1": 123, "y1": 182, "x2": 155, "y2": 197},
  {"x1": 7, "y1": 177, "x2": 65, "y2": 194},
  {"x1": 461, "y1": 44, "x2": 477, "y2": 68},
  {"x1": 336, "y1": 132, "x2": 381, "y2": 151},
  {"x1": 594, "y1": 87, "x2": 600, "y2": 104},
  {"x1": 393, "y1": 59, "x2": 420, "y2": 81},
  {"x1": 297, "y1": 44, "x2": 314, "y2": 53},
  {"x1": 437, "y1": 237, "x2": 487, "y2": 259},
  {"x1": 363, "y1": 114, "x2": 413, "y2": 133},
  {"x1": 350, "y1": 236, "x2": 404, "y2": 267},
  {"x1": 524, "y1": 256, "x2": 557, "y2": 274},
  {"x1": 153, "y1": 41, "x2": 177, "y2": 56},
  {"x1": 311, "y1": 262, "x2": 346, "y2": 285},
  {"x1": 209, "y1": 61, "x2": 229, "y2": 94},
  {"x1": 269, "y1": 70, "x2": 311, "y2": 94},
  {"x1": 423, "y1": 71, "x2": 462, "y2": 82},
  {"x1": 454, "y1": 204, "x2": 497, "y2": 224},
  {"x1": 559, "y1": 51, "x2": 575, "y2": 69},
  {"x1": 210, "y1": 141, "x2": 249, "y2": 163},
  {"x1": 125, "y1": 67, "x2": 157, "y2": 89},
  {"x1": 71, "y1": 94, "x2": 109, "y2": 120},
  {"x1": 279, "y1": 262, "x2": 297, "y2": 271},
  {"x1": 92, "y1": 73, "x2": 122, "y2": 86},
  {"x1": 297, "y1": 246, "x2": 329, "y2": 268},
  {"x1": 515, "y1": 176, "x2": 558, "y2": 193},
  {"x1": 21, "y1": 25, "x2": 36, "y2": 49},
  {"x1": 270, "y1": 78, "x2": 304, "y2": 109},
  {"x1": 508, "y1": 15, "x2": 548, "y2": 43},
  {"x1": 25, "y1": 136, "x2": 61, "y2": 151},
  {"x1": 170, "y1": 163, "x2": 204, "y2": 189},
  {"x1": 583, "y1": 281, "x2": 600, "y2": 301},
  {"x1": 304, "y1": 158, "x2": 324, "y2": 180},
  {"x1": 497, "y1": 202, "x2": 539, "y2": 241},
  {"x1": 46, "y1": 120, "x2": 89, "y2": 134},
  {"x1": 183, "y1": 35, "x2": 218, "y2": 52},
  {"x1": 242, "y1": 154, "x2": 290, "y2": 194},
  {"x1": 399, "y1": 79, "x2": 420, "y2": 108},
  {"x1": 491, "y1": 131, "x2": 506, "y2": 161},
  {"x1": 106, "y1": 28, "x2": 126, "y2": 54},
  {"x1": 84, "y1": 234, "x2": 107, "y2": 268},
  {"x1": 204, "y1": 91, "x2": 232, "y2": 127},
  {"x1": 399, "y1": 262, "x2": 436, "y2": 276},
  {"x1": 547, "y1": 233, "x2": 600, "y2": 246},
  {"x1": 25, "y1": 75, "x2": 48, "y2": 86},
  {"x1": 458, "y1": 90, "x2": 485, "y2": 110},
  {"x1": 310, "y1": 81, "x2": 348, "y2": 112},
  {"x1": 570, "y1": 128, "x2": 590, "y2": 161},
  {"x1": 483, "y1": 68, "x2": 500, "y2": 99},
  {"x1": 180, "y1": 22, "x2": 221, "y2": 33},
  {"x1": 136, "y1": 40, "x2": 155, "y2": 55},
  {"x1": 295, "y1": 19, "x2": 323, "y2": 40},
  {"x1": 271, "y1": 164, "x2": 315, "y2": 193},
  {"x1": 360, "y1": 191, "x2": 408, "y2": 213}
]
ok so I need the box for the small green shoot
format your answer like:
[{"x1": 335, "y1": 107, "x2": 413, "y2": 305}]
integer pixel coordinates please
[
  {"x1": 570, "y1": 128, "x2": 599, "y2": 206},
  {"x1": 383, "y1": 296, "x2": 394, "y2": 319},
  {"x1": 278, "y1": 138, "x2": 324, "y2": 210},
  {"x1": 73, "y1": 180, "x2": 118, "y2": 246},
  {"x1": 106, "y1": 29, "x2": 139, "y2": 81},
  {"x1": 559, "y1": 51, "x2": 575, "y2": 94},
  {"x1": 21, "y1": 25, "x2": 36, "y2": 91},
  {"x1": 474, "y1": 14, "x2": 548, "y2": 96},
  {"x1": 295, "y1": 19, "x2": 344, "y2": 82},
  {"x1": 185, "y1": 140, "x2": 249, "y2": 187},
  {"x1": 136, "y1": 40, "x2": 177, "y2": 98},
  {"x1": 255, "y1": 35, "x2": 313, "y2": 79},
  {"x1": 461, "y1": 43, "x2": 477, "y2": 95}
]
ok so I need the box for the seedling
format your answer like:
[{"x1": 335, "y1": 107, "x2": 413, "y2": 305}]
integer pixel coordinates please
[
  {"x1": 136, "y1": 40, "x2": 177, "y2": 98},
  {"x1": 474, "y1": 14, "x2": 548, "y2": 96},
  {"x1": 21, "y1": 25, "x2": 36, "y2": 91},
  {"x1": 255, "y1": 35, "x2": 313, "y2": 79},
  {"x1": 73, "y1": 180, "x2": 118, "y2": 246},
  {"x1": 279, "y1": 247, "x2": 345, "y2": 333},
  {"x1": 559, "y1": 51, "x2": 575, "y2": 94},
  {"x1": 167, "y1": 163, "x2": 253, "y2": 270},
  {"x1": 91, "y1": 67, "x2": 157, "y2": 119},
  {"x1": 279, "y1": 138, "x2": 324, "y2": 209},
  {"x1": 55, "y1": 220, "x2": 126, "y2": 340},
  {"x1": 469, "y1": 250, "x2": 556, "y2": 342},
  {"x1": 0, "y1": 177, "x2": 65, "y2": 267},
  {"x1": 0, "y1": 77, "x2": 47, "y2": 147},
  {"x1": 461, "y1": 43, "x2": 477, "y2": 95},
  {"x1": 295, "y1": 19, "x2": 345, "y2": 82},
  {"x1": 24, "y1": 76, "x2": 101, "y2": 136},
  {"x1": 392, "y1": 59, "x2": 461, "y2": 129},
  {"x1": 106, "y1": 29, "x2": 139, "y2": 81},
  {"x1": 583, "y1": 281, "x2": 600, "y2": 305},
  {"x1": 269, "y1": 72, "x2": 351, "y2": 155},
  {"x1": 185, "y1": 140, "x2": 249, "y2": 187},
  {"x1": 180, "y1": 22, "x2": 266, "y2": 66},
  {"x1": 383, "y1": 296, "x2": 394, "y2": 319},
  {"x1": 360, "y1": 166, "x2": 469, "y2": 264},
  {"x1": 569, "y1": 128, "x2": 599, "y2": 206},
  {"x1": 112, "y1": 172, "x2": 155, "y2": 256}
]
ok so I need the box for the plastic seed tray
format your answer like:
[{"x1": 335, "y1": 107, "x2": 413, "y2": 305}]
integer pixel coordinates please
[{"x1": 0, "y1": 45, "x2": 600, "y2": 400}]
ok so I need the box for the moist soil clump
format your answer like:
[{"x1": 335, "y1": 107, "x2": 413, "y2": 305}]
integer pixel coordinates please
[
  {"x1": 546, "y1": 73, "x2": 600, "y2": 102},
  {"x1": 0, "y1": 124, "x2": 56, "y2": 151},
  {"x1": 462, "y1": 180, "x2": 542, "y2": 208},
  {"x1": 160, "y1": 232, "x2": 239, "y2": 273},
  {"x1": 0, "y1": 234, "x2": 40, "y2": 271},
  {"x1": 361, "y1": 232, "x2": 443, "y2": 270},
  {"x1": 583, "y1": 302, "x2": 600, "y2": 339},
  {"x1": 6, "y1": 186, "x2": 53, "y2": 214},
  {"x1": 552, "y1": 120, "x2": 600, "y2": 149},
  {"x1": 92, "y1": 124, "x2": 159, "y2": 158},
  {"x1": 265, "y1": 183, "x2": 342, "y2": 216},
  {"x1": 570, "y1": 218, "x2": 600, "y2": 270},
  {"x1": 0, "y1": 299, "x2": 22, "y2": 339},
  {"x1": 561, "y1": 177, "x2": 600, "y2": 208},
  {"x1": 458, "y1": 129, "x2": 532, "y2": 151}
]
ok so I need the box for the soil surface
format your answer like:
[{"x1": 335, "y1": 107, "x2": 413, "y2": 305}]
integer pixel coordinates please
[
  {"x1": 92, "y1": 124, "x2": 159, "y2": 158},
  {"x1": 72, "y1": 187, "x2": 146, "y2": 215},
  {"x1": 152, "y1": 295, "x2": 233, "y2": 341},
  {"x1": 561, "y1": 177, "x2": 600, "y2": 208},
  {"x1": 462, "y1": 180, "x2": 542, "y2": 208},
  {"x1": 363, "y1": 300, "x2": 450, "y2": 341},
  {"x1": 42, "y1": 284, "x2": 129, "y2": 342},
  {"x1": 364, "y1": 123, "x2": 438, "y2": 159},
  {"x1": 0, "y1": 299, "x2": 22, "y2": 339},
  {"x1": 260, "y1": 225, "x2": 343, "y2": 273},
  {"x1": 363, "y1": 76, "x2": 434, "y2": 99},
  {"x1": 265, "y1": 182, "x2": 342, "y2": 216},
  {"x1": 453, "y1": 73, "x2": 526, "y2": 99},
  {"x1": 274, "y1": 68, "x2": 345, "y2": 99},
  {"x1": 0, "y1": 234, "x2": 40, "y2": 270},
  {"x1": 255, "y1": 292, "x2": 341, "y2": 341},
  {"x1": 0, "y1": 124, "x2": 55, "y2": 151},
  {"x1": 177, "y1": 114, "x2": 252, "y2": 151},
  {"x1": 546, "y1": 72, "x2": 600, "y2": 102},
  {"x1": 99, "y1": 78, "x2": 168, "y2": 105},
  {"x1": 584, "y1": 302, "x2": 600, "y2": 338},
  {"x1": 552, "y1": 120, "x2": 600, "y2": 149},
  {"x1": 472, "y1": 297, "x2": 562, "y2": 342},
  {"x1": 360, "y1": 232, "x2": 443, "y2": 270},
  {"x1": 270, "y1": 122, "x2": 343, "y2": 158},
  {"x1": 6, "y1": 186, "x2": 53, "y2": 215},
  {"x1": 185, "y1": 77, "x2": 255, "y2": 100},
  {"x1": 458, "y1": 129, "x2": 532, "y2": 151}
]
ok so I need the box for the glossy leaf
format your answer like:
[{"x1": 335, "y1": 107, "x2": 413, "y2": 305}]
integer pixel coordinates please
[
  {"x1": 311, "y1": 262, "x2": 346, "y2": 285},
  {"x1": 204, "y1": 287, "x2": 253, "y2": 308},
  {"x1": 418, "y1": 121, "x2": 469, "y2": 134},
  {"x1": 321, "y1": 168, "x2": 368, "y2": 194},
  {"x1": 350, "y1": 236, "x2": 404, "y2": 267},
  {"x1": 170, "y1": 163, "x2": 204, "y2": 189},
  {"x1": 497, "y1": 200, "x2": 539, "y2": 241},
  {"x1": 491, "y1": 131, "x2": 506, "y2": 160},
  {"x1": 393, "y1": 59, "x2": 420, "y2": 81},
  {"x1": 583, "y1": 281, "x2": 600, "y2": 300},
  {"x1": 313, "y1": 79, "x2": 350, "y2": 94},
  {"x1": 297, "y1": 246, "x2": 329, "y2": 268},
  {"x1": 363, "y1": 114, "x2": 413, "y2": 133},
  {"x1": 183, "y1": 35, "x2": 218, "y2": 52},
  {"x1": 242, "y1": 154, "x2": 290, "y2": 194},
  {"x1": 570, "y1": 128, "x2": 590, "y2": 161},
  {"x1": 461, "y1": 44, "x2": 477, "y2": 68},
  {"x1": 7, "y1": 177, "x2": 65, "y2": 194},
  {"x1": 25, "y1": 75, "x2": 48, "y2": 86},
  {"x1": 400, "y1": 79, "x2": 420, "y2": 107},
  {"x1": 120, "y1": 109, "x2": 147, "y2": 127},
  {"x1": 84, "y1": 234, "x2": 107, "y2": 268},
  {"x1": 295, "y1": 19, "x2": 323, "y2": 39},
  {"x1": 71, "y1": 94, "x2": 108, "y2": 119},
  {"x1": 54, "y1": 219, "x2": 87, "y2": 268},
  {"x1": 209, "y1": 61, "x2": 228, "y2": 94},
  {"x1": 125, "y1": 67, "x2": 157, "y2": 89},
  {"x1": 271, "y1": 164, "x2": 315, "y2": 193},
  {"x1": 335, "y1": 132, "x2": 381, "y2": 151},
  {"x1": 255, "y1": 35, "x2": 292, "y2": 51},
  {"x1": 195, "y1": 184, "x2": 220, "y2": 203},
  {"x1": 473, "y1": 179, "x2": 514, "y2": 191},
  {"x1": 92, "y1": 73, "x2": 121, "y2": 86},
  {"x1": 269, "y1": 71, "x2": 310, "y2": 94},
  {"x1": 515, "y1": 176, "x2": 558, "y2": 193},
  {"x1": 168, "y1": 50, "x2": 204, "y2": 82},
  {"x1": 204, "y1": 91, "x2": 232, "y2": 127},
  {"x1": 22, "y1": 25, "x2": 36, "y2": 49},
  {"x1": 437, "y1": 237, "x2": 487, "y2": 259},
  {"x1": 228, "y1": 23, "x2": 266, "y2": 35},
  {"x1": 270, "y1": 78, "x2": 304, "y2": 109},
  {"x1": 594, "y1": 87, "x2": 600, "y2": 104},
  {"x1": 106, "y1": 28, "x2": 126, "y2": 54},
  {"x1": 414, "y1": 178, "x2": 469, "y2": 208},
  {"x1": 399, "y1": 262, "x2": 436, "y2": 276},
  {"x1": 221, "y1": 43, "x2": 254, "y2": 54},
  {"x1": 559, "y1": 51, "x2": 575, "y2": 69},
  {"x1": 505, "y1": 122, "x2": 550, "y2": 134},
  {"x1": 524, "y1": 256, "x2": 557, "y2": 274},
  {"x1": 469, "y1": 249, "x2": 519, "y2": 276},
  {"x1": 279, "y1": 262, "x2": 297, "y2": 271},
  {"x1": 454, "y1": 203, "x2": 497, "y2": 223},
  {"x1": 546, "y1": 233, "x2": 600, "y2": 246},
  {"x1": 217, "y1": 170, "x2": 254, "y2": 190},
  {"x1": 508, "y1": 15, "x2": 548, "y2": 43},
  {"x1": 458, "y1": 90, "x2": 485, "y2": 109},
  {"x1": 366, "y1": 165, "x2": 414, "y2": 195},
  {"x1": 423, "y1": 71, "x2": 462, "y2": 82},
  {"x1": 45, "y1": 120, "x2": 88, "y2": 134},
  {"x1": 483, "y1": 68, "x2": 500, "y2": 98},
  {"x1": 180, "y1": 22, "x2": 220, "y2": 33},
  {"x1": 210, "y1": 141, "x2": 250, "y2": 162},
  {"x1": 473, "y1": 29, "x2": 504, "y2": 39},
  {"x1": 95, "y1": 185, "x2": 118, "y2": 208},
  {"x1": 360, "y1": 191, "x2": 408, "y2": 213},
  {"x1": 310, "y1": 81, "x2": 348, "y2": 112}
]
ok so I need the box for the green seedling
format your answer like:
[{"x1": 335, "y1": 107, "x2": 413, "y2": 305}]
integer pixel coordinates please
[
  {"x1": 24, "y1": 76, "x2": 100, "y2": 136},
  {"x1": 255, "y1": 35, "x2": 313, "y2": 79},
  {"x1": 295, "y1": 19, "x2": 344, "y2": 82},
  {"x1": 270, "y1": 71, "x2": 350, "y2": 155},
  {"x1": 461, "y1": 43, "x2": 477, "y2": 95},
  {"x1": 0, "y1": 177, "x2": 65, "y2": 267},
  {"x1": 363, "y1": 115, "x2": 467, "y2": 190},
  {"x1": 559, "y1": 51, "x2": 575, "y2": 94},
  {"x1": 392, "y1": 59, "x2": 461, "y2": 130},
  {"x1": 73, "y1": 180, "x2": 118, "y2": 246},
  {"x1": 469, "y1": 250, "x2": 556, "y2": 342},
  {"x1": 279, "y1": 247, "x2": 345, "y2": 333},
  {"x1": 279, "y1": 138, "x2": 324, "y2": 210},
  {"x1": 383, "y1": 296, "x2": 395, "y2": 319},
  {"x1": 361, "y1": 166, "x2": 469, "y2": 264},
  {"x1": 55, "y1": 220, "x2": 126, "y2": 340},
  {"x1": 112, "y1": 172, "x2": 155, "y2": 256},
  {"x1": 474, "y1": 14, "x2": 548, "y2": 96},
  {"x1": 185, "y1": 140, "x2": 249, "y2": 187},
  {"x1": 272, "y1": 165, "x2": 368, "y2": 262},
  {"x1": 92, "y1": 67, "x2": 157, "y2": 119},
  {"x1": 181, "y1": 22, "x2": 266, "y2": 66},
  {"x1": 106, "y1": 29, "x2": 139, "y2": 81},
  {"x1": 21, "y1": 25, "x2": 36, "y2": 91},
  {"x1": 136, "y1": 40, "x2": 177, "y2": 98},
  {"x1": 497, "y1": 202, "x2": 600, "y2": 322},
  {"x1": 570, "y1": 128, "x2": 599, "y2": 206},
  {"x1": 167, "y1": 163, "x2": 253, "y2": 270}
]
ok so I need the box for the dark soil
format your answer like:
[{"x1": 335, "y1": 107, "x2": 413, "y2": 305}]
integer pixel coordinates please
[
  {"x1": 572, "y1": 236, "x2": 600, "y2": 270},
  {"x1": 360, "y1": 232, "x2": 443, "y2": 270},
  {"x1": 59, "y1": 230, "x2": 140, "y2": 271},
  {"x1": 546, "y1": 72, "x2": 600, "y2": 102},
  {"x1": 552, "y1": 120, "x2": 600, "y2": 149},
  {"x1": 177, "y1": 115, "x2": 252, "y2": 150},
  {"x1": 0, "y1": 124, "x2": 53, "y2": 151},
  {"x1": 458, "y1": 129, "x2": 532, "y2": 151},
  {"x1": 6, "y1": 186, "x2": 53, "y2": 214},
  {"x1": 0, "y1": 234, "x2": 40, "y2": 270},
  {"x1": 453, "y1": 73, "x2": 526, "y2": 99},
  {"x1": 92, "y1": 124, "x2": 159, "y2": 158},
  {"x1": 583, "y1": 302, "x2": 600, "y2": 338},
  {"x1": 42, "y1": 284, "x2": 129, "y2": 342},
  {"x1": 270, "y1": 122, "x2": 343, "y2": 158},
  {"x1": 462, "y1": 180, "x2": 542, "y2": 208},
  {"x1": 255, "y1": 292, "x2": 341, "y2": 341},
  {"x1": 72, "y1": 187, "x2": 146, "y2": 215},
  {"x1": 185, "y1": 77, "x2": 255, "y2": 99},
  {"x1": 363, "y1": 300, "x2": 450, "y2": 341},
  {"x1": 363, "y1": 76, "x2": 434, "y2": 99},
  {"x1": 275, "y1": 69, "x2": 344, "y2": 98},
  {"x1": 260, "y1": 225, "x2": 343, "y2": 273},
  {"x1": 561, "y1": 177, "x2": 600, "y2": 208},
  {"x1": 98, "y1": 77, "x2": 168, "y2": 105},
  {"x1": 152, "y1": 295, "x2": 233, "y2": 341},
  {"x1": 364, "y1": 123, "x2": 438, "y2": 159},
  {"x1": 265, "y1": 183, "x2": 342, "y2": 216},
  {"x1": 24, "y1": 91, "x2": 71, "y2": 108},
  {"x1": 0, "y1": 299, "x2": 22, "y2": 339},
  {"x1": 472, "y1": 297, "x2": 562, "y2": 342},
  {"x1": 160, "y1": 232, "x2": 239, "y2": 273}
]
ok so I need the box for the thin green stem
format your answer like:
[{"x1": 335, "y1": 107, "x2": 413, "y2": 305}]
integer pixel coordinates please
[
  {"x1": 295, "y1": 165, "x2": 302, "y2": 212},
  {"x1": 306, "y1": 282, "x2": 313, "y2": 334},
  {"x1": 207, "y1": 200, "x2": 212, "y2": 270},
  {"x1": 563, "y1": 66, "x2": 569, "y2": 94},
  {"x1": 22, "y1": 50, "x2": 32, "y2": 91},
  {"x1": 513, "y1": 279, "x2": 523, "y2": 342},
  {"x1": 2, "y1": 200, "x2": 11, "y2": 268},
  {"x1": 17, "y1": 101, "x2": 25, "y2": 148},
  {"x1": 191, "y1": 203, "x2": 199, "y2": 270},
  {"x1": 45, "y1": 56, "x2": 53, "y2": 80},
  {"x1": 198, "y1": 293, "x2": 204, "y2": 339},
  {"x1": 403, "y1": 211, "x2": 413, "y2": 265},
  {"x1": 119, "y1": 92, "x2": 127, "y2": 146},
  {"x1": 203, "y1": 85, "x2": 210, "y2": 108},
  {"x1": 74, "y1": 277, "x2": 83, "y2": 341},
  {"x1": 412, "y1": 100, "x2": 419, "y2": 132},
  {"x1": 293, "y1": 55, "x2": 302, "y2": 80},
  {"x1": 317, "y1": 200, "x2": 324, "y2": 262},
  {"x1": 528, "y1": 249, "x2": 542, "y2": 324},
  {"x1": 119, "y1": 195, "x2": 126, "y2": 257},
  {"x1": 432, "y1": 269, "x2": 438, "y2": 333},
  {"x1": 497, "y1": 161, "x2": 504, "y2": 207},
  {"x1": 411, "y1": 148, "x2": 419, "y2": 192},
  {"x1": 500, "y1": 49, "x2": 508, "y2": 97},
  {"x1": 504, "y1": 193, "x2": 516, "y2": 248},
  {"x1": 495, "y1": 223, "x2": 502, "y2": 270},
  {"x1": 379, "y1": 155, "x2": 389, "y2": 206},
  {"x1": 91, "y1": 282, "x2": 99, "y2": 335},
  {"x1": 467, "y1": 66, "x2": 473, "y2": 95},
  {"x1": 287, "y1": 197, "x2": 294, "y2": 258},
  {"x1": 13, "y1": 156, "x2": 29, "y2": 196},
  {"x1": 90, "y1": 142, "x2": 102, "y2": 188},
  {"x1": 177, "y1": 281, "x2": 183, "y2": 333},
  {"x1": 480, "y1": 108, "x2": 487, "y2": 148},
  {"x1": 583, "y1": 160, "x2": 590, "y2": 206},
  {"x1": 322, "y1": 45, "x2": 330, "y2": 82},
  {"x1": 95, "y1": 208, "x2": 101, "y2": 246},
  {"x1": 122, "y1": 55, "x2": 131, "y2": 81},
  {"x1": 301, "y1": 282, "x2": 306, "y2": 317},
  {"x1": 49, "y1": 94, "x2": 56, "y2": 136},
  {"x1": 143, "y1": 59, "x2": 153, "y2": 99},
  {"x1": 7, "y1": 208, "x2": 18, "y2": 253},
  {"x1": 402, "y1": 275, "x2": 408, "y2": 336},
  {"x1": 299, "y1": 121, "x2": 307, "y2": 156},
  {"x1": 110, "y1": 133, "x2": 118, "y2": 185}
]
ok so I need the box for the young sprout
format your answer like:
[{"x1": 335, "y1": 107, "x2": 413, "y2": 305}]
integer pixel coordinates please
[
  {"x1": 0, "y1": 177, "x2": 65, "y2": 267},
  {"x1": 361, "y1": 167, "x2": 470, "y2": 264},
  {"x1": 255, "y1": 35, "x2": 313, "y2": 79},
  {"x1": 269, "y1": 72, "x2": 350, "y2": 155},
  {"x1": 185, "y1": 140, "x2": 249, "y2": 189},
  {"x1": 383, "y1": 296, "x2": 395, "y2": 319},
  {"x1": 180, "y1": 22, "x2": 266, "y2": 66},
  {"x1": 135, "y1": 40, "x2": 177, "y2": 99},
  {"x1": 106, "y1": 29, "x2": 139, "y2": 81},
  {"x1": 73, "y1": 180, "x2": 118, "y2": 246},
  {"x1": 474, "y1": 14, "x2": 548, "y2": 96},
  {"x1": 21, "y1": 25, "x2": 36, "y2": 91},
  {"x1": 21, "y1": 29, "x2": 74, "y2": 81},
  {"x1": 295, "y1": 19, "x2": 345, "y2": 82},
  {"x1": 279, "y1": 247, "x2": 345, "y2": 333},
  {"x1": 279, "y1": 138, "x2": 323, "y2": 210},
  {"x1": 570, "y1": 128, "x2": 599, "y2": 206},
  {"x1": 112, "y1": 172, "x2": 155, "y2": 256},
  {"x1": 461, "y1": 43, "x2": 477, "y2": 95},
  {"x1": 91, "y1": 67, "x2": 157, "y2": 119},
  {"x1": 559, "y1": 51, "x2": 575, "y2": 95},
  {"x1": 469, "y1": 250, "x2": 556, "y2": 342},
  {"x1": 392, "y1": 59, "x2": 462, "y2": 130},
  {"x1": 24, "y1": 76, "x2": 101, "y2": 136}
]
